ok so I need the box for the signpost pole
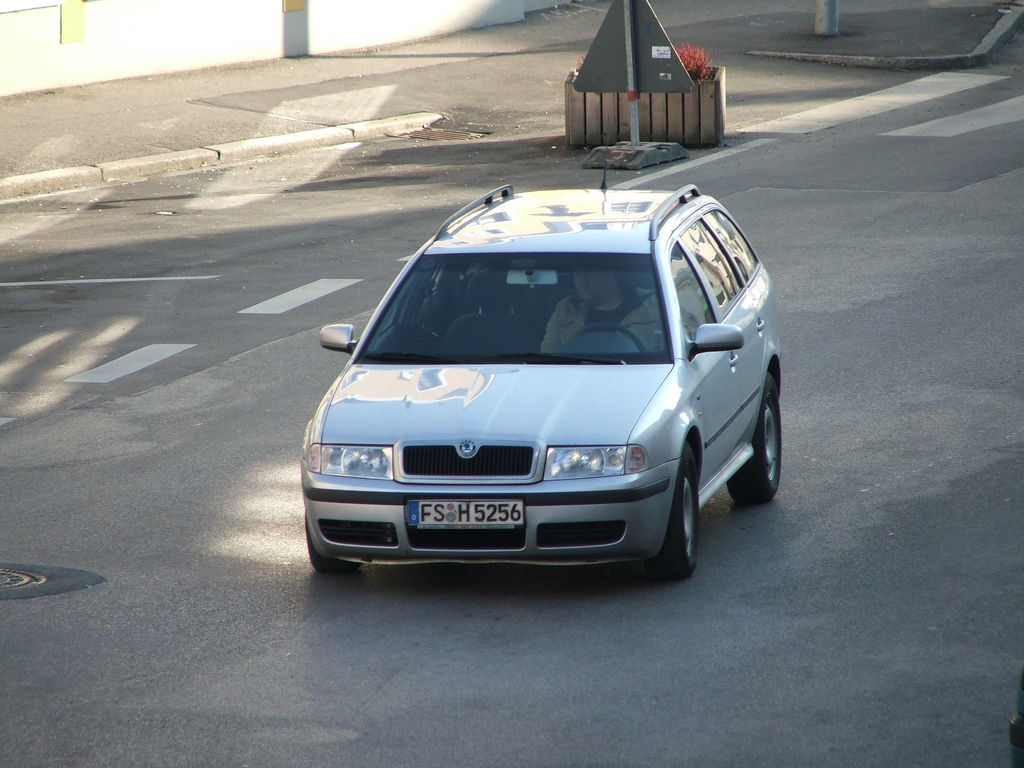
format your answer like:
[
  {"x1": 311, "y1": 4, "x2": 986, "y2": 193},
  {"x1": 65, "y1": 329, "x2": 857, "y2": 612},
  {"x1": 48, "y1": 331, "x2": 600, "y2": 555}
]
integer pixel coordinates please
[
  {"x1": 815, "y1": 0, "x2": 839, "y2": 36},
  {"x1": 623, "y1": 0, "x2": 640, "y2": 147}
]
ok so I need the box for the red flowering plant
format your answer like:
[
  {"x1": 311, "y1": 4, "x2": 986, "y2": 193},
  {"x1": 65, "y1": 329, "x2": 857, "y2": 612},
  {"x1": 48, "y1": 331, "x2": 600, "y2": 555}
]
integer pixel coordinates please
[{"x1": 674, "y1": 43, "x2": 714, "y2": 81}]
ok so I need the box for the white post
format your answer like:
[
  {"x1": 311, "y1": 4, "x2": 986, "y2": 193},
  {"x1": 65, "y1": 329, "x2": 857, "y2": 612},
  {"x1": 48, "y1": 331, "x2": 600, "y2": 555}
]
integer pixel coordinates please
[
  {"x1": 623, "y1": 0, "x2": 640, "y2": 146},
  {"x1": 815, "y1": 0, "x2": 838, "y2": 36}
]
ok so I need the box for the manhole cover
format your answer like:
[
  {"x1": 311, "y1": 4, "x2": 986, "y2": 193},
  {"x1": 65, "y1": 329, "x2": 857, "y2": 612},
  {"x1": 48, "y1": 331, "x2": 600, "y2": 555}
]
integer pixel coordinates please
[
  {"x1": 398, "y1": 127, "x2": 487, "y2": 141},
  {"x1": 0, "y1": 564, "x2": 104, "y2": 600},
  {"x1": 1, "y1": 566, "x2": 45, "y2": 589}
]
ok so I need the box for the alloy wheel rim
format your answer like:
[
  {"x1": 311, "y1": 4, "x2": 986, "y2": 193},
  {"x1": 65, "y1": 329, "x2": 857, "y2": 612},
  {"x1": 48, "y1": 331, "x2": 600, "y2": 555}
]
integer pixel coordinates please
[
  {"x1": 763, "y1": 404, "x2": 779, "y2": 482},
  {"x1": 683, "y1": 477, "x2": 695, "y2": 557}
]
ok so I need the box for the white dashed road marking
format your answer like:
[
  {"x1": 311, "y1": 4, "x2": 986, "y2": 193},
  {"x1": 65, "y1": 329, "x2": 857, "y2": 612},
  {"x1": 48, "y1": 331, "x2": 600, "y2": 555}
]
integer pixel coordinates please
[
  {"x1": 64, "y1": 344, "x2": 196, "y2": 384},
  {"x1": 0, "y1": 276, "x2": 220, "y2": 288},
  {"x1": 238, "y1": 278, "x2": 361, "y2": 315}
]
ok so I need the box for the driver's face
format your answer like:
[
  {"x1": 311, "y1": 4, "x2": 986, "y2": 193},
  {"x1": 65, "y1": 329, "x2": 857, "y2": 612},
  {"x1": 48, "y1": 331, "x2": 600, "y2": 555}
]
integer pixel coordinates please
[{"x1": 573, "y1": 270, "x2": 621, "y2": 309}]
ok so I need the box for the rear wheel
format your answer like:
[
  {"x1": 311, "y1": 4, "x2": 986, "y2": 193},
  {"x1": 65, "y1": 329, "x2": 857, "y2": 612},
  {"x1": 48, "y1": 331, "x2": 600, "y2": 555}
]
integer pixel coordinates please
[
  {"x1": 727, "y1": 374, "x2": 781, "y2": 505},
  {"x1": 644, "y1": 444, "x2": 699, "y2": 581},
  {"x1": 306, "y1": 520, "x2": 362, "y2": 574}
]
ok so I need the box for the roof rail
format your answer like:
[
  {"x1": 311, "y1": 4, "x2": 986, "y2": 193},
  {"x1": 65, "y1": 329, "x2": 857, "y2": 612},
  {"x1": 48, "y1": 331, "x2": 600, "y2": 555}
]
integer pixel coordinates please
[
  {"x1": 435, "y1": 185, "x2": 514, "y2": 239},
  {"x1": 648, "y1": 184, "x2": 701, "y2": 241}
]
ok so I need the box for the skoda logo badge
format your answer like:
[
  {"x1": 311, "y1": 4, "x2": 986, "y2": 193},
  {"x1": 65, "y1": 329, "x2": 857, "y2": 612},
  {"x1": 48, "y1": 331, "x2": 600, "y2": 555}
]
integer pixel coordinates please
[{"x1": 457, "y1": 440, "x2": 479, "y2": 459}]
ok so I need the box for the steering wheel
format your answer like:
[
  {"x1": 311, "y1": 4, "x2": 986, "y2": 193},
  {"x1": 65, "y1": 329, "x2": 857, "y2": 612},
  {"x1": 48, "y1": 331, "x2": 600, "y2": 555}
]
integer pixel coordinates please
[{"x1": 575, "y1": 323, "x2": 645, "y2": 351}]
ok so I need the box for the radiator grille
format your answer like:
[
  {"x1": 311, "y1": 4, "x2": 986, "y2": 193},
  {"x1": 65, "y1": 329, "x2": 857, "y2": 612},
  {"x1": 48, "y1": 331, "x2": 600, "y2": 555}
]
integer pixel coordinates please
[{"x1": 403, "y1": 445, "x2": 534, "y2": 477}]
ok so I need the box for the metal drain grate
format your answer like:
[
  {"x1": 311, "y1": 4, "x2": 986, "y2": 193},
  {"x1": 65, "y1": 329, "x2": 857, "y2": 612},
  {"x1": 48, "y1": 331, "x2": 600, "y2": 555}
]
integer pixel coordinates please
[{"x1": 400, "y1": 127, "x2": 486, "y2": 141}]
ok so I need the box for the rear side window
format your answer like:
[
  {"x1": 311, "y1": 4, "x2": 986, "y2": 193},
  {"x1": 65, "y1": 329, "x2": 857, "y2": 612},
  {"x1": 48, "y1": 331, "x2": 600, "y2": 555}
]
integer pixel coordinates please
[
  {"x1": 704, "y1": 209, "x2": 758, "y2": 282},
  {"x1": 679, "y1": 221, "x2": 741, "y2": 313}
]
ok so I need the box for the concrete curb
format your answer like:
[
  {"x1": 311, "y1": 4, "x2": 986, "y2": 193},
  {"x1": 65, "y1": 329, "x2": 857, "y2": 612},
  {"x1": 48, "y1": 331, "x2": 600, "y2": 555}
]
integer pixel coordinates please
[
  {"x1": 0, "y1": 112, "x2": 442, "y2": 201},
  {"x1": 0, "y1": 166, "x2": 104, "y2": 198},
  {"x1": 98, "y1": 148, "x2": 220, "y2": 182},
  {"x1": 207, "y1": 126, "x2": 357, "y2": 163},
  {"x1": 749, "y1": 4, "x2": 1024, "y2": 70},
  {"x1": 347, "y1": 112, "x2": 445, "y2": 140}
]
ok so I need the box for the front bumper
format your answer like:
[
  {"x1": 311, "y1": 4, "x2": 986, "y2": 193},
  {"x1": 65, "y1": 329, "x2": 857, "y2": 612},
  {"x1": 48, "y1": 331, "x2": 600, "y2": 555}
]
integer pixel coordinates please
[{"x1": 302, "y1": 465, "x2": 676, "y2": 564}]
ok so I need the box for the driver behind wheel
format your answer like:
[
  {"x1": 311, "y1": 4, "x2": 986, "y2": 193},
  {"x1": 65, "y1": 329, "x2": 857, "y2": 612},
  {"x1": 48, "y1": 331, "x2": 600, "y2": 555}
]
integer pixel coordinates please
[{"x1": 540, "y1": 267, "x2": 661, "y2": 352}]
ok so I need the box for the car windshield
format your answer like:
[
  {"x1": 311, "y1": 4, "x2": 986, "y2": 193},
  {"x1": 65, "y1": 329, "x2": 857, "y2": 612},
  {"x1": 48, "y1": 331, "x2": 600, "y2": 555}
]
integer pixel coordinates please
[{"x1": 358, "y1": 251, "x2": 671, "y2": 364}]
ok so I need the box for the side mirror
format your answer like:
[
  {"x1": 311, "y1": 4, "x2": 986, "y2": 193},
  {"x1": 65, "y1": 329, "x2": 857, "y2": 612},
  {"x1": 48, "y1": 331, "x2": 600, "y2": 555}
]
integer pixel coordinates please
[
  {"x1": 319, "y1": 324, "x2": 357, "y2": 354},
  {"x1": 690, "y1": 323, "x2": 743, "y2": 359}
]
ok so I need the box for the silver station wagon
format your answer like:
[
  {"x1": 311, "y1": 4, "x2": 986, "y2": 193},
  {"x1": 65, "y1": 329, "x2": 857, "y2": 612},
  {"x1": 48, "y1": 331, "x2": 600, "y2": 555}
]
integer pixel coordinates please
[{"x1": 302, "y1": 184, "x2": 781, "y2": 580}]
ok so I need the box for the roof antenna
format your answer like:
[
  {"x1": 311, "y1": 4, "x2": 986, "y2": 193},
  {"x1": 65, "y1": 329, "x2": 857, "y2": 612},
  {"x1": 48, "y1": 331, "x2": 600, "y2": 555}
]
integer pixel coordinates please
[{"x1": 600, "y1": 159, "x2": 608, "y2": 194}]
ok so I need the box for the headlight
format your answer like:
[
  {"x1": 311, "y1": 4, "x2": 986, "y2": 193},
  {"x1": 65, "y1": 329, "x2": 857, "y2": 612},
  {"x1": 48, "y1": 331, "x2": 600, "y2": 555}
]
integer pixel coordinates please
[
  {"x1": 545, "y1": 445, "x2": 647, "y2": 479},
  {"x1": 310, "y1": 444, "x2": 392, "y2": 479}
]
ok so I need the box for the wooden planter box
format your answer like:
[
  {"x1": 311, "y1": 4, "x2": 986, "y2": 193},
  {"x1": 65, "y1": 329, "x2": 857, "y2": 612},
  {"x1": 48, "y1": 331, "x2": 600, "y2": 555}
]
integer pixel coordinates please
[{"x1": 565, "y1": 67, "x2": 726, "y2": 148}]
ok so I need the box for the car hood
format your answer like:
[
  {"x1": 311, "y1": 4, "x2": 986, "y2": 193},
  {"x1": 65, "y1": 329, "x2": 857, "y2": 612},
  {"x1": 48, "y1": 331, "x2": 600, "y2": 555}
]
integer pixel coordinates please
[{"x1": 319, "y1": 364, "x2": 673, "y2": 446}]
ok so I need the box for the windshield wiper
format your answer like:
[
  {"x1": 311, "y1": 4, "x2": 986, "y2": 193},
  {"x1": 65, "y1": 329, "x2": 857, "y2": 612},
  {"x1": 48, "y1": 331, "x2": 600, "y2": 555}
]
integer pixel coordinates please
[
  {"x1": 359, "y1": 351, "x2": 455, "y2": 364},
  {"x1": 465, "y1": 352, "x2": 626, "y2": 365},
  {"x1": 362, "y1": 351, "x2": 628, "y2": 365}
]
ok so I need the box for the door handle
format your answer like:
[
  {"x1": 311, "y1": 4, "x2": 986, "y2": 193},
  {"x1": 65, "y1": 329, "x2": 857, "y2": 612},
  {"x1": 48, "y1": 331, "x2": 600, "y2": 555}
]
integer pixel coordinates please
[
  {"x1": 729, "y1": 352, "x2": 738, "y2": 368},
  {"x1": 756, "y1": 317, "x2": 766, "y2": 332}
]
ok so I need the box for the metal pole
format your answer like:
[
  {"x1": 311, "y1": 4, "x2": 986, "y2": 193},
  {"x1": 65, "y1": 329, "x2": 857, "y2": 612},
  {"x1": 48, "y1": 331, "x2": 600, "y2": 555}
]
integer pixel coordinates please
[
  {"x1": 815, "y1": 0, "x2": 839, "y2": 36},
  {"x1": 623, "y1": 0, "x2": 640, "y2": 146}
]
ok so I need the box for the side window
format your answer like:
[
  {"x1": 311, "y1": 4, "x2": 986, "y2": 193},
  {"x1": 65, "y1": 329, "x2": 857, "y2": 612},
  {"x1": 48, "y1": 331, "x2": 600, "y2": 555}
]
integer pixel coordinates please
[
  {"x1": 679, "y1": 221, "x2": 741, "y2": 313},
  {"x1": 670, "y1": 242, "x2": 715, "y2": 338},
  {"x1": 704, "y1": 209, "x2": 758, "y2": 282}
]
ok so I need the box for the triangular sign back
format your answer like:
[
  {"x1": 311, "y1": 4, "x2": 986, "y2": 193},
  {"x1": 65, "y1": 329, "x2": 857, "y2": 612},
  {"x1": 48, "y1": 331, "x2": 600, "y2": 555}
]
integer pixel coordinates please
[{"x1": 573, "y1": 0, "x2": 694, "y2": 94}]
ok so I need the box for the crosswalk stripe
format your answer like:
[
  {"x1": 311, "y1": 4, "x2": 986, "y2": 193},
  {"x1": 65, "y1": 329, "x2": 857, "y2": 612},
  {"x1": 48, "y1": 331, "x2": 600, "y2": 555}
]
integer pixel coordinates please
[
  {"x1": 238, "y1": 278, "x2": 361, "y2": 315},
  {"x1": 64, "y1": 344, "x2": 195, "y2": 384},
  {"x1": 883, "y1": 94, "x2": 1024, "y2": 137},
  {"x1": 744, "y1": 72, "x2": 1006, "y2": 134}
]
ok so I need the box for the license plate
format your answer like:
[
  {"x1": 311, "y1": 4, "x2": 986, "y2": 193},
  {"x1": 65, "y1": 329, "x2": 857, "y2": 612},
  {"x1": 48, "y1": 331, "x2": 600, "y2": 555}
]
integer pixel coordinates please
[{"x1": 407, "y1": 499, "x2": 525, "y2": 529}]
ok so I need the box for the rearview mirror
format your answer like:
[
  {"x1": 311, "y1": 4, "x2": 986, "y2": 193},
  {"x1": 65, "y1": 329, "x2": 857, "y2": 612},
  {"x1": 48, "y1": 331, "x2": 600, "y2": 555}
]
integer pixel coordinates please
[{"x1": 319, "y1": 324, "x2": 357, "y2": 354}]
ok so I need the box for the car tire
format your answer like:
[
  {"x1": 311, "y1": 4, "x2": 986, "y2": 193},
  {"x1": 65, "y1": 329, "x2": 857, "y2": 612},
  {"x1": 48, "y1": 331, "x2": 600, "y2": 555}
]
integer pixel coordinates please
[
  {"x1": 305, "y1": 521, "x2": 362, "y2": 574},
  {"x1": 644, "y1": 443, "x2": 699, "y2": 581},
  {"x1": 727, "y1": 374, "x2": 781, "y2": 505}
]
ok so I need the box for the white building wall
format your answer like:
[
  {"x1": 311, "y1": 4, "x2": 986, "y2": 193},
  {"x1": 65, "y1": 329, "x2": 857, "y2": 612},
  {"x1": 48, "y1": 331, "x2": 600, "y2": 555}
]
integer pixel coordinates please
[
  {"x1": 0, "y1": 0, "x2": 558, "y2": 97},
  {"x1": 304, "y1": 0, "x2": 524, "y2": 55}
]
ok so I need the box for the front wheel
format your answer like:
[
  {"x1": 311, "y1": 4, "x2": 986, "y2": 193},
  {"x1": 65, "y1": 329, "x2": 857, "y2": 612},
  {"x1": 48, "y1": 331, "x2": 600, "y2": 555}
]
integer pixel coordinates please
[
  {"x1": 644, "y1": 444, "x2": 699, "y2": 581},
  {"x1": 727, "y1": 374, "x2": 781, "y2": 505}
]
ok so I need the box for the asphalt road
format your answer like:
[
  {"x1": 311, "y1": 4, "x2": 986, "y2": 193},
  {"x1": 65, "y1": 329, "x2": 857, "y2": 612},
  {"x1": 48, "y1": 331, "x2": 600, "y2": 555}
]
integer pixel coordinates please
[{"x1": 2, "y1": 42, "x2": 1023, "y2": 768}]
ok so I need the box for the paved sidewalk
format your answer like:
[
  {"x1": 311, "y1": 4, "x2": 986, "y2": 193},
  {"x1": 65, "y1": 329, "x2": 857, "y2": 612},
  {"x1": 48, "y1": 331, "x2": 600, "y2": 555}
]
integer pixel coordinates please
[{"x1": 1, "y1": 1, "x2": 1021, "y2": 200}]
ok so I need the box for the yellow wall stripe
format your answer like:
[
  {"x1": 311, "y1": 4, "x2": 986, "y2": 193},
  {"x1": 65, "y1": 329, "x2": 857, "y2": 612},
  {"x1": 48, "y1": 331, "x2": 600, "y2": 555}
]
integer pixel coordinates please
[{"x1": 60, "y1": 0, "x2": 84, "y2": 44}]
